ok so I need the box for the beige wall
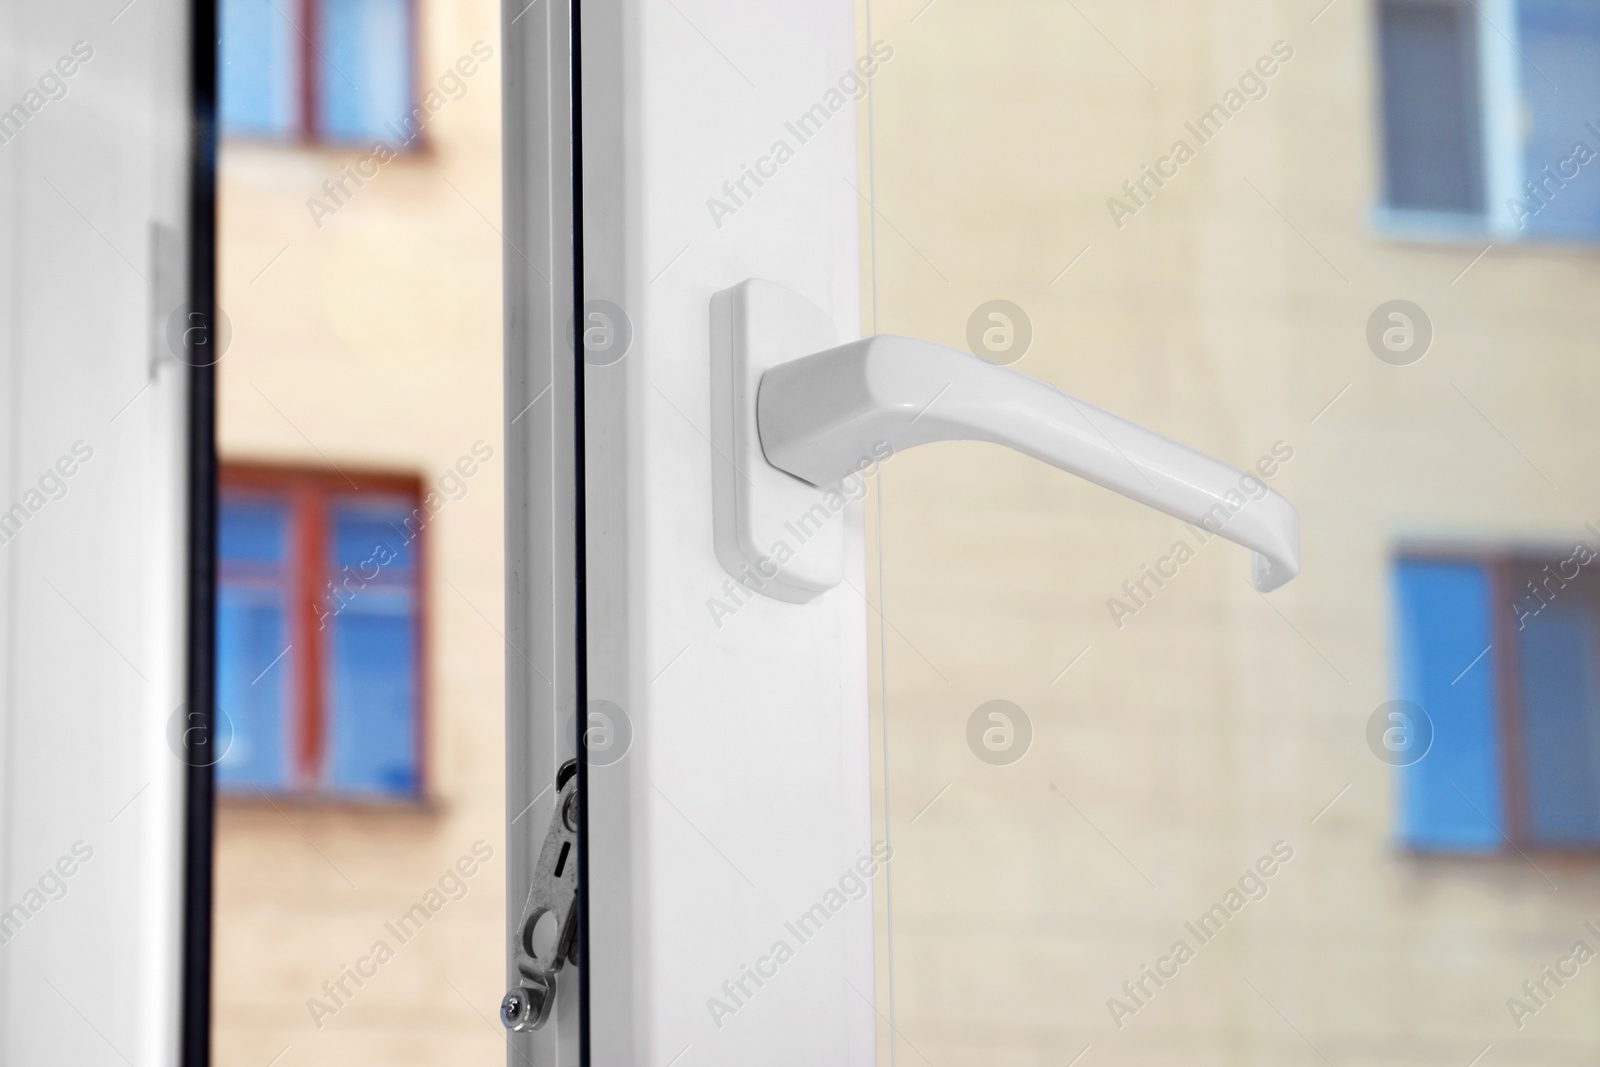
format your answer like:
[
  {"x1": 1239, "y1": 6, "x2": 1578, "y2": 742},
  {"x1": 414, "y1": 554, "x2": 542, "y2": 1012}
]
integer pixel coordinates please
[
  {"x1": 863, "y1": 0, "x2": 1600, "y2": 1063},
  {"x1": 213, "y1": 1, "x2": 506, "y2": 1063}
]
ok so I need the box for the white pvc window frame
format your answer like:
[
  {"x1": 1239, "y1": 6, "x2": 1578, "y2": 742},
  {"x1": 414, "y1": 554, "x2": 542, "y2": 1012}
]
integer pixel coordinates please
[{"x1": 500, "y1": 1, "x2": 879, "y2": 1064}]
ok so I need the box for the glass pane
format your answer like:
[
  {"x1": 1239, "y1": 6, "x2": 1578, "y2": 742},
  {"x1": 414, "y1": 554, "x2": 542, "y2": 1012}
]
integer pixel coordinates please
[
  {"x1": 324, "y1": 500, "x2": 420, "y2": 796},
  {"x1": 216, "y1": 496, "x2": 292, "y2": 790},
  {"x1": 219, "y1": 0, "x2": 302, "y2": 139},
  {"x1": 317, "y1": 0, "x2": 416, "y2": 145},
  {"x1": 326, "y1": 607, "x2": 419, "y2": 794},
  {"x1": 1394, "y1": 558, "x2": 1502, "y2": 851},
  {"x1": 1518, "y1": 0, "x2": 1600, "y2": 237},
  {"x1": 1379, "y1": 0, "x2": 1484, "y2": 212},
  {"x1": 329, "y1": 494, "x2": 417, "y2": 572},
  {"x1": 219, "y1": 495, "x2": 290, "y2": 562},
  {"x1": 1515, "y1": 572, "x2": 1600, "y2": 846},
  {"x1": 862, "y1": 0, "x2": 1600, "y2": 1060}
]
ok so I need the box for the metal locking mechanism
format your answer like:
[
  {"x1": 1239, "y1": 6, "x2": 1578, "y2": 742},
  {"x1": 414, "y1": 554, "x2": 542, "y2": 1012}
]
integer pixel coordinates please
[{"x1": 501, "y1": 758, "x2": 579, "y2": 1032}]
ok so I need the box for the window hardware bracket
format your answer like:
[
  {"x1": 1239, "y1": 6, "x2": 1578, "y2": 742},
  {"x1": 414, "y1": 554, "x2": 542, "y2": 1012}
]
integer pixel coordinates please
[{"x1": 501, "y1": 758, "x2": 580, "y2": 1032}]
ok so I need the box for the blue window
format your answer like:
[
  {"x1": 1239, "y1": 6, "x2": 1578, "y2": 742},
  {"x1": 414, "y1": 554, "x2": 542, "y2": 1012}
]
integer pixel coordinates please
[
  {"x1": 220, "y1": 0, "x2": 416, "y2": 146},
  {"x1": 218, "y1": 0, "x2": 301, "y2": 139},
  {"x1": 1376, "y1": 0, "x2": 1600, "y2": 239},
  {"x1": 1394, "y1": 552, "x2": 1600, "y2": 851},
  {"x1": 217, "y1": 496, "x2": 294, "y2": 789},
  {"x1": 324, "y1": 500, "x2": 421, "y2": 795},
  {"x1": 216, "y1": 468, "x2": 425, "y2": 800}
]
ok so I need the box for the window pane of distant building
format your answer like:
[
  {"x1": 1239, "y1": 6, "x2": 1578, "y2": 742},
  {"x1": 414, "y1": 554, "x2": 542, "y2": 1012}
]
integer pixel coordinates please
[
  {"x1": 317, "y1": 0, "x2": 416, "y2": 145},
  {"x1": 219, "y1": 0, "x2": 414, "y2": 145},
  {"x1": 216, "y1": 496, "x2": 294, "y2": 790},
  {"x1": 1378, "y1": 0, "x2": 1484, "y2": 214},
  {"x1": 1516, "y1": 0, "x2": 1600, "y2": 238},
  {"x1": 1394, "y1": 559, "x2": 1503, "y2": 850},
  {"x1": 219, "y1": 0, "x2": 302, "y2": 139},
  {"x1": 1515, "y1": 587, "x2": 1600, "y2": 846},
  {"x1": 324, "y1": 499, "x2": 421, "y2": 797}
]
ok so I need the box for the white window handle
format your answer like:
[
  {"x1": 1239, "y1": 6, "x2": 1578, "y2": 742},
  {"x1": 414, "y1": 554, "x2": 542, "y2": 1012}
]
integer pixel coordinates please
[{"x1": 711, "y1": 280, "x2": 1300, "y2": 602}]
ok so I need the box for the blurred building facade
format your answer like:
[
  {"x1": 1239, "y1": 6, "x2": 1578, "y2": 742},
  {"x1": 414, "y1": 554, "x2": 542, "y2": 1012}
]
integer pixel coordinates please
[
  {"x1": 865, "y1": 0, "x2": 1600, "y2": 1063},
  {"x1": 213, "y1": 0, "x2": 506, "y2": 1062}
]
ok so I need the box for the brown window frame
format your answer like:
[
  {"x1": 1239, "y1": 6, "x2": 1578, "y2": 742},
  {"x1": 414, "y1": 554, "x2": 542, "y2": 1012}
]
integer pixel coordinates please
[{"x1": 219, "y1": 462, "x2": 430, "y2": 802}]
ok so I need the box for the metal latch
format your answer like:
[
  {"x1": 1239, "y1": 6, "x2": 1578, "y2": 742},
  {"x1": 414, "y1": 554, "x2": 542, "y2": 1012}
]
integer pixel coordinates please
[{"x1": 501, "y1": 758, "x2": 579, "y2": 1032}]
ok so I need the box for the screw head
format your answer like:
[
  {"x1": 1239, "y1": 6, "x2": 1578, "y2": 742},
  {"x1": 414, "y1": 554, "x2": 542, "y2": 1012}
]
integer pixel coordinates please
[
  {"x1": 500, "y1": 989, "x2": 525, "y2": 1028},
  {"x1": 502, "y1": 982, "x2": 553, "y2": 1032}
]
